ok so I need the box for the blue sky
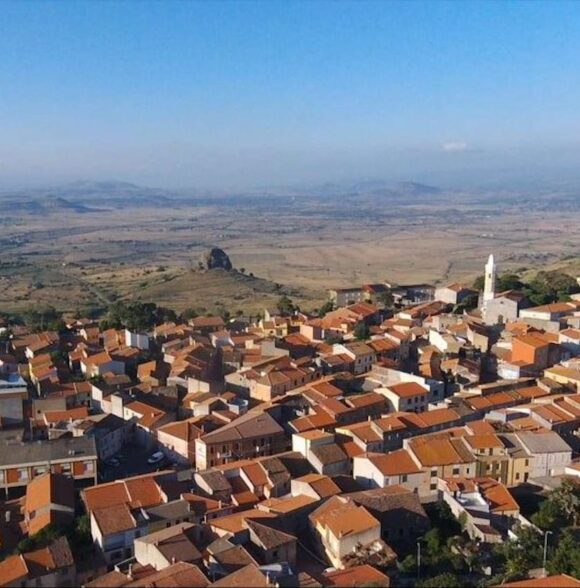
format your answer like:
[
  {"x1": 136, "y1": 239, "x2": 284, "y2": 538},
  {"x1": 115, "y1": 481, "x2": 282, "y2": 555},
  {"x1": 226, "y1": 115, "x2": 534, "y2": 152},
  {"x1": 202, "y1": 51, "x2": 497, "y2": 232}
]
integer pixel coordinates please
[{"x1": 1, "y1": 1, "x2": 580, "y2": 188}]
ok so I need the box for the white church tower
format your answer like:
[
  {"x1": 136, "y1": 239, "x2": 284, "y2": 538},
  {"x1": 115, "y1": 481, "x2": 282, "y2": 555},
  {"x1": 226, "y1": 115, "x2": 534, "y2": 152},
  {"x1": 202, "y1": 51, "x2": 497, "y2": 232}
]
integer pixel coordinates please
[{"x1": 483, "y1": 254, "x2": 497, "y2": 304}]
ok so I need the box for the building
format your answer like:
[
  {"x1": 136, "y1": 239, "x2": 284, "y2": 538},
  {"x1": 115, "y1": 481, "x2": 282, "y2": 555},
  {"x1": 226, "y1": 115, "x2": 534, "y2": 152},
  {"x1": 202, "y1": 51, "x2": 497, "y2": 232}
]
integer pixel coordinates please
[
  {"x1": 24, "y1": 472, "x2": 75, "y2": 535},
  {"x1": 345, "y1": 485, "x2": 429, "y2": 545},
  {"x1": 0, "y1": 373, "x2": 28, "y2": 425},
  {"x1": 0, "y1": 537, "x2": 75, "y2": 587},
  {"x1": 309, "y1": 495, "x2": 383, "y2": 570},
  {"x1": 439, "y1": 477, "x2": 520, "y2": 543},
  {"x1": 434, "y1": 283, "x2": 477, "y2": 305},
  {"x1": 194, "y1": 411, "x2": 287, "y2": 470},
  {"x1": 381, "y1": 381, "x2": 430, "y2": 413},
  {"x1": 353, "y1": 450, "x2": 425, "y2": 493},
  {"x1": 0, "y1": 437, "x2": 97, "y2": 493},
  {"x1": 516, "y1": 431, "x2": 572, "y2": 478}
]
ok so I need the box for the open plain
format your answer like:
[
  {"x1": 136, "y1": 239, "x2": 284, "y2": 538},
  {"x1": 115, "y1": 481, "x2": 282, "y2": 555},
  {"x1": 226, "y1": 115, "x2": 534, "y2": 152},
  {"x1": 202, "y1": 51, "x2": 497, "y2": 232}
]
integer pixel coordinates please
[{"x1": 1, "y1": 181, "x2": 579, "y2": 315}]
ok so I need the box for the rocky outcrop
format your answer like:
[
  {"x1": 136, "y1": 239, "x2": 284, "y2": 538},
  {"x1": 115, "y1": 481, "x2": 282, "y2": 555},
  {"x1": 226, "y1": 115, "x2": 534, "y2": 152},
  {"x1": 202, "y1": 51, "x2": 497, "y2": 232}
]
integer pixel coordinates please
[{"x1": 199, "y1": 247, "x2": 233, "y2": 271}]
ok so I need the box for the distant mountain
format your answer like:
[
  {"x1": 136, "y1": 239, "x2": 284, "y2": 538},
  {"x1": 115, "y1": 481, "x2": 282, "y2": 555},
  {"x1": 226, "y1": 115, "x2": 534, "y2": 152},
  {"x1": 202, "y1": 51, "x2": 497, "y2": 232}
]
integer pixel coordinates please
[
  {"x1": 64, "y1": 180, "x2": 145, "y2": 193},
  {"x1": 0, "y1": 195, "x2": 96, "y2": 214},
  {"x1": 393, "y1": 181, "x2": 441, "y2": 196}
]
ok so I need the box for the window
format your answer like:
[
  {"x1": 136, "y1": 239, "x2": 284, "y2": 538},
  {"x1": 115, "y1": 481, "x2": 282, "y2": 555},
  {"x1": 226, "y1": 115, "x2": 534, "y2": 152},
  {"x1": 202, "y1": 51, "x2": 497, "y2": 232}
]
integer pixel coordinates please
[
  {"x1": 401, "y1": 474, "x2": 408, "y2": 483},
  {"x1": 17, "y1": 468, "x2": 28, "y2": 481},
  {"x1": 430, "y1": 483, "x2": 437, "y2": 491},
  {"x1": 515, "y1": 473, "x2": 520, "y2": 481},
  {"x1": 452, "y1": 467, "x2": 459, "y2": 475}
]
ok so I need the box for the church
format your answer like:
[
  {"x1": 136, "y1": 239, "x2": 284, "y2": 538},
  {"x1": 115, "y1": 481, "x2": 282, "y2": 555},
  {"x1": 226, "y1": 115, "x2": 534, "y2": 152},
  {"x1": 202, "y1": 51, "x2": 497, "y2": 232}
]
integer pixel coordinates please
[{"x1": 481, "y1": 254, "x2": 529, "y2": 326}]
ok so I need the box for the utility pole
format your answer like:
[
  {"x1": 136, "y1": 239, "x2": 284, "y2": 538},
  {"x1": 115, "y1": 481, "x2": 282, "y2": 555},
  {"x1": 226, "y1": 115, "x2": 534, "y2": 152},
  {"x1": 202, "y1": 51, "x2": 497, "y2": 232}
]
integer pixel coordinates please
[
  {"x1": 417, "y1": 540, "x2": 421, "y2": 581},
  {"x1": 543, "y1": 530, "x2": 552, "y2": 576}
]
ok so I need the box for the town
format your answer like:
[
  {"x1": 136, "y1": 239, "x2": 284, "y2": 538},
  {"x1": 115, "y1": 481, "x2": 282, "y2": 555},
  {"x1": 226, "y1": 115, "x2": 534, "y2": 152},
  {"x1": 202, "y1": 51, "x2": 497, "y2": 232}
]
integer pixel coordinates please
[{"x1": 0, "y1": 253, "x2": 579, "y2": 588}]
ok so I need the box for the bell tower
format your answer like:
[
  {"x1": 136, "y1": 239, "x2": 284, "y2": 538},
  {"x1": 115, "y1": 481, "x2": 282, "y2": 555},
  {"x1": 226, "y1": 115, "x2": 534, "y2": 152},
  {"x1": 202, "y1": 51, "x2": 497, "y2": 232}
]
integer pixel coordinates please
[{"x1": 483, "y1": 254, "x2": 496, "y2": 304}]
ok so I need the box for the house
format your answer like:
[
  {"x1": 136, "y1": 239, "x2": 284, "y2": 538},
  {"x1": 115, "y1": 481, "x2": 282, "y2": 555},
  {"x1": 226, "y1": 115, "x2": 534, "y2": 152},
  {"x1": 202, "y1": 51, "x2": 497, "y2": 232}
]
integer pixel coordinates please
[
  {"x1": 322, "y1": 565, "x2": 391, "y2": 588},
  {"x1": 404, "y1": 434, "x2": 477, "y2": 498},
  {"x1": 86, "y1": 562, "x2": 209, "y2": 588},
  {"x1": 24, "y1": 472, "x2": 75, "y2": 535},
  {"x1": 0, "y1": 537, "x2": 75, "y2": 588},
  {"x1": 90, "y1": 502, "x2": 147, "y2": 566},
  {"x1": 0, "y1": 436, "x2": 97, "y2": 492},
  {"x1": 309, "y1": 495, "x2": 386, "y2": 570},
  {"x1": 380, "y1": 381, "x2": 430, "y2": 413},
  {"x1": 560, "y1": 328, "x2": 580, "y2": 357},
  {"x1": 0, "y1": 373, "x2": 28, "y2": 425},
  {"x1": 156, "y1": 417, "x2": 207, "y2": 465},
  {"x1": 290, "y1": 473, "x2": 341, "y2": 500},
  {"x1": 498, "y1": 576, "x2": 580, "y2": 588},
  {"x1": 328, "y1": 287, "x2": 367, "y2": 307},
  {"x1": 353, "y1": 450, "x2": 424, "y2": 493},
  {"x1": 194, "y1": 411, "x2": 287, "y2": 470},
  {"x1": 80, "y1": 351, "x2": 126, "y2": 378},
  {"x1": 332, "y1": 342, "x2": 376, "y2": 375},
  {"x1": 510, "y1": 332, "x2": 560, "y2": 372},
  {"x1": 434, "y1": 283, "x2": 477, "y2": 305},
  {"x1": 345, "y1": 485, "x2": 429, "y2": 545},
  {"x1": 133, "y1": 522, "x2": 204, "y2": 570},
  {"x1": 516, "y1": 431, "x2": 572, "y2": 478},
  {"x1": 439, "y1": 477, "x2": 520, "y2": 543},
  {"x1": 75, "y1": 413, "x2": 130, "y2": 460}
]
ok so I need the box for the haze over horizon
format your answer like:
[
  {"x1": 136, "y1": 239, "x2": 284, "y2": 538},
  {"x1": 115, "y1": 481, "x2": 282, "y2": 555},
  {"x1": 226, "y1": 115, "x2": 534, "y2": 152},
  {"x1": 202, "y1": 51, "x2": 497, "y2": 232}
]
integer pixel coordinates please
[{"x1": 2, "y1": 1, "x2": 580, "y2": 190}]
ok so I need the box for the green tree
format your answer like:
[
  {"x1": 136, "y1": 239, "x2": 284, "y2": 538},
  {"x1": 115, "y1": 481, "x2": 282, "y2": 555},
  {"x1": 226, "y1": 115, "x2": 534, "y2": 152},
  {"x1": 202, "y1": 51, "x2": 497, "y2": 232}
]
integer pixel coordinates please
[
  {"x1": 353, "y1": 321, "x2": 370, "y2": 341},
  {"x1": 318, "y1": 300, "x2": 334, "y2": 317},
  {"x1": 494, "y1": 525, "x2": 543, "y2": 580},
  {"x1": 530, "y1": 498, "x2": 565, "y2": 531},
  {"x1": 547, "y1": 528, "x2": 580, "y2": 577},
  {"x1": 180, "y1": 307, "x2": 198, "y2": 321},
  {"x1": 276, "y1": 295, "x2": 295, "y2": 315},
  {"x1": 377, "y1": 290, "x2": 395, "y2": 308},
  {"x1": 419, "y1": 572, "x2": 463, "y2": 588},
  {"x1": 497, "y1": 273, "x2": 524, "y2": 291},
  {"x1": 550, "y1": 479, "x2": 580, "y2": 527}
]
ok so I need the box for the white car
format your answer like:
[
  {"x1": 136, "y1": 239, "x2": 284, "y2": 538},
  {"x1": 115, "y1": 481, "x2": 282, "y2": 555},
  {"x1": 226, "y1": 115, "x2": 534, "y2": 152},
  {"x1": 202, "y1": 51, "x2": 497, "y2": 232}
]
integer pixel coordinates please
[{"x1": 147, "y1": 451, "x2": 165, "y2": 465}]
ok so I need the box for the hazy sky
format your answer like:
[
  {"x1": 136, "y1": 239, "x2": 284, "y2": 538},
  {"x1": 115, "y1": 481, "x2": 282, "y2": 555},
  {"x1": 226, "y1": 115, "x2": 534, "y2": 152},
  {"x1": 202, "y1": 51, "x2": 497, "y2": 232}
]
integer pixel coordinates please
[{"x1": 2, "y1": 1, "x2": 580, "y2": 189}]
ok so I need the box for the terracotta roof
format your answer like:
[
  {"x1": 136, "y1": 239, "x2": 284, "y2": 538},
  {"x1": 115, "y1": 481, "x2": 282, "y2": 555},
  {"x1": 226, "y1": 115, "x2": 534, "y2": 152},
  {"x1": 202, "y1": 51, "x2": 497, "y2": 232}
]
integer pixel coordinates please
[
  {"x1": 310, "y1": 496, "x2": 379, "y2": 537},
  {"x1": 200, "y1": 411, "x2": 283, "y2": 444},
  {"x1": 387, "y1": 381, "x2": 428, "y2": 398},
  {"x1": 209, "y1": 510, "x2": 276, "y2": 534},
  {"x1": 25, "y1": 472, "x2": 74, "y2": 516},
  {"x1": 92, "y1": 503, "x2": 136, "y2": 536},
  {"x1": 363, "y1": 450, "x2": 422, "y2": 476},
  {"x1": 210, "y1": 563, "x2": 270, "y2": 587},
  {"x1": 126, "y1": 562, "x2": 209, "y2": 587},
  {"x1": 323, "y1": 564, "x2": 390, "y2": 587},
  {"x1": 259, "y1": 494, "x2": 318, "y2": 514},
  {"x1": 82, "y1": 472, "x2": 166, "y2": 512},
  {"x1": 408, "y1": 435, "x2": 474, "y2": 467},
  {"x1": 294, "y1": 473, "x2": 341, "y2": 498},
  {"x1": 499, "y1": 575, "x2": 580, "y2": 587}
]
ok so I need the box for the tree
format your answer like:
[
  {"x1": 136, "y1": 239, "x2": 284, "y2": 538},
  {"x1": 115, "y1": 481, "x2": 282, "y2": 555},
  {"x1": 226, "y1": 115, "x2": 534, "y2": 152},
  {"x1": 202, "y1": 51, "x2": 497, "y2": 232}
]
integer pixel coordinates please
[
  {"x1": 318, "y1": 300, "x2": 334, "y2": 317},
  {"x1": 494, "y1": 525, "x2": 543, "y2": 580},
  {"x1": 180, "y1": 307, "x2": 198, "y2": 321},
  {"x1": 497, "y1": 273, "x2": 524, "y2": 291},
  {"x1": 530, "y1": 497, "x2": 565, "y2": 531},
  {"x1": 550, "y1": 479, "x2": 580, "y2": 527},
  {"x1": 276, "y1": 295, "x2": 295, "y2": 315},
  {"x1": 547, "y1": 528, "x2": 580, "y2": 577},
  {"x1": 419, "y1": 572, "x2": 463, "y2": 588},
  {"x1": 354, "y1": 321, "x2": 370, "y2": 341},
  {"x1": 377, "y1": 290, "x2": 395, "y2": 308}
]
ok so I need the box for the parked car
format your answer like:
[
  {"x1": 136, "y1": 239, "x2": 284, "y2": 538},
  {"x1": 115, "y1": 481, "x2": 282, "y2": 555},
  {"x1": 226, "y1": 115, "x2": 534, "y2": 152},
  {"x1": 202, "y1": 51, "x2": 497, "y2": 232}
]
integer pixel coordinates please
[{"x1": 147, "y1": 451, "x2": 165, "y2": 465}]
